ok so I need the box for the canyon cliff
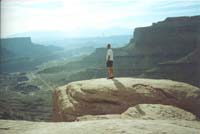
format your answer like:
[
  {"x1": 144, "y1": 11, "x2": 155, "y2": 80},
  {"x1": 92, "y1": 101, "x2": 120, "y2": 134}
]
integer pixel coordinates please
[
  {"x1": 122, "y1": 16, "x2": 200, "y2": 87},
  {"x1": 0, "y1": 37, "x2": 61, "y2": 72},
  {"x1": 67, "y1": 16, "x2": 200, "y2": 87}
]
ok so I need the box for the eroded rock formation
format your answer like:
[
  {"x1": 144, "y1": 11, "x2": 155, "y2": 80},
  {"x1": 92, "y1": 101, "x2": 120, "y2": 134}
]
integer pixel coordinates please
[
  {"x1": 77, "y1": 104, "x2": 198, "y2": 121},
  {"x1": 53, "y1": 78, "x2": 200, "y2": 122}
]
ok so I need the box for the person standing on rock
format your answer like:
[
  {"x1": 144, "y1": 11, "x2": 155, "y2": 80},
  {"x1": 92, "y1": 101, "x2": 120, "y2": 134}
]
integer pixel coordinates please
[{"x1": 106, "y1": 44, "x2": 114, "y2": 79}]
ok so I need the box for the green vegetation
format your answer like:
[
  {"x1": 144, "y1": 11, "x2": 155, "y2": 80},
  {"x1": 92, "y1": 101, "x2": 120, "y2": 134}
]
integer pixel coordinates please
[{"x1": 0, "y1": 73, "x2": 52, "y2": 121}]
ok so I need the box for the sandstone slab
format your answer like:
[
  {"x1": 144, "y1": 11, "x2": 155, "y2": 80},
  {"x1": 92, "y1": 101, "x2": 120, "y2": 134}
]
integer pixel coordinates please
[
  {"x1": 53, "y1": 78, "x2": 200, "y2": 121},
  {"x1": 77, "y1": 104, "x2": 198, "y2": 121},
  {"x1": 0, "y1": 119, "x2": 200, "y2": 134}
]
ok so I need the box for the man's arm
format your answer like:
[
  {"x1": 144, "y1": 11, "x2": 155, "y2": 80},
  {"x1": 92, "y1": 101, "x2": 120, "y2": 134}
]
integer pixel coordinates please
[
  {"x1": 107, "y1": 49, "x2": 111, "y2": 61},
  {"x1": 107, "y1": 55, "x2": 110, "y2": 61}
]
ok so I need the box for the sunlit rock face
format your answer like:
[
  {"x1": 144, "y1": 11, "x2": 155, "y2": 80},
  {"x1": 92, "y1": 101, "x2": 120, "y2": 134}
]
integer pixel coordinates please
[
  {"x1": 77, "y1": 104, "x2": 198, "y2": 121},
  {"x1": 53, "y1": 78, "x2": 200, "y2": 122},
  {"x1": 1, "y1": 119, "x2": 200, "y2": 134}
]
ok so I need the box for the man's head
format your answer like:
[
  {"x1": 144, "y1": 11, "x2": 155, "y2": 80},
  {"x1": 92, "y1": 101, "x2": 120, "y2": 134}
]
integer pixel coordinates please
[{"x1": 107, "y1": 44, "x2": 111, "y2": 49}]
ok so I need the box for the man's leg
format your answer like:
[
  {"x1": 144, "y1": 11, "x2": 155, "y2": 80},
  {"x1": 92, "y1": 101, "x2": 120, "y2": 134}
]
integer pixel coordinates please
[
  {"x1": 107, "y1": 67, "x2": 111, "y2": 78},
  {"x1": 110, "y1": 67, "x2": 114, "y2": 77}
]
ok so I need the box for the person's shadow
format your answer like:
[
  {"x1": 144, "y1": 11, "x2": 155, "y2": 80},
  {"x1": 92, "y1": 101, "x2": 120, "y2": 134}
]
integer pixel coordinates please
[{"x1": 112, "y1": 78, "x2": 126, "y2": 90}]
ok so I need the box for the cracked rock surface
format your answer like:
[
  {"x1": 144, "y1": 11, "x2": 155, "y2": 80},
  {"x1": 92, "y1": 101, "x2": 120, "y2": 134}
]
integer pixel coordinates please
[
  {"x1": 1, "y1": 119, "x2": 200, "y2": 134},
  {"x1": 53, "y1": 78, "x2": 200, "y2": 121}
]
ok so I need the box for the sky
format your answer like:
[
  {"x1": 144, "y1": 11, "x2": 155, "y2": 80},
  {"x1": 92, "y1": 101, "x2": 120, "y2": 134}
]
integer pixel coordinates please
[{"x1": 1, "y1": 0, "x2": 200, "y2": 38}]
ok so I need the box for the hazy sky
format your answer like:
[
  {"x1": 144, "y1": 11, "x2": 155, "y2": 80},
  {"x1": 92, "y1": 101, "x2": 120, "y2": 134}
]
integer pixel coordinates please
[{"x1": 1, "y1": 0, "x2": 200, "y2": 38}]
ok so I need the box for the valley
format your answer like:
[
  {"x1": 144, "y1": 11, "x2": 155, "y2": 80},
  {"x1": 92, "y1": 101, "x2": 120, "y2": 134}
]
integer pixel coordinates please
[{"x1": 0, "y1": 35, "x2": 130, "y2": 121}]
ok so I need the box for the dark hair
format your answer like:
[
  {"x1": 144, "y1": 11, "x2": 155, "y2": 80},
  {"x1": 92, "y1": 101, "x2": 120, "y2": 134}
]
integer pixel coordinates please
[{"x1": 107, "y1": 44, "x2": 111, "y2": 48}]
